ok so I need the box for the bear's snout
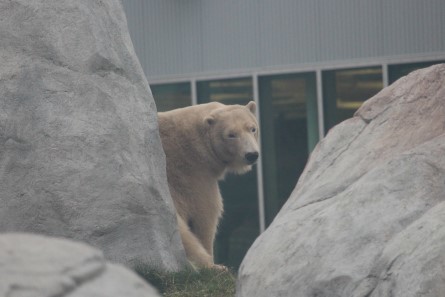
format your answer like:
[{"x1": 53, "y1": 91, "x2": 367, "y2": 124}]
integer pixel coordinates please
[{"x1": 245, "y1": 151, "x2": 259, "y2": 164}]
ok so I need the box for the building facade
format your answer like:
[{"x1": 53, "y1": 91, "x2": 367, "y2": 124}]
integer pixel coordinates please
[{"x1": 122, "y1": 0, "x2": 445, "y2": 269}]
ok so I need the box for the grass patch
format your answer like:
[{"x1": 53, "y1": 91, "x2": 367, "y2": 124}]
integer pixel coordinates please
[{"x1": 134, "y1": 264, "x2": 236, "y2": 297}]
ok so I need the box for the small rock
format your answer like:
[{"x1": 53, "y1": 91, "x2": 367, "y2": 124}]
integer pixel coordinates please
[{"x1": 0, "y1": 233, "x2": 160, "y2": 297}]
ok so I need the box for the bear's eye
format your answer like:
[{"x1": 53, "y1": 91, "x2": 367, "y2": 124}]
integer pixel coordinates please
[
  {"x1": 251, "y1": 127, "x2": 257, "y2": 133},
  {"x1": 227, "y1": 132, "x2": 237, "y2": 139}
]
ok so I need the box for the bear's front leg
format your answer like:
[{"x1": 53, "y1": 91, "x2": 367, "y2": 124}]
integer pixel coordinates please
[
  {"x1": 191, "y1": 212, "x2": 219, "y2": 259},
  {"x1": 192, "y1": 217, "x2": 228, "y2": 271},
  {"x1": 177, "y1": 214, "x2": 214, "y2": 268}
]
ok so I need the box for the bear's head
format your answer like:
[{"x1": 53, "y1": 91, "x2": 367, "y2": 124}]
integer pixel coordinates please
[{"x1": 204, "y1": 101, "x2": 259, "y2": 174}]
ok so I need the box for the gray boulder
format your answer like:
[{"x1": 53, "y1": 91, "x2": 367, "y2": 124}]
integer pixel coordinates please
[
  {"x1": 237, "y1": 64, "x2": 445, "y2": 297},
  {"x1": 0, "y1": 233, "x2": 160, "y2": 297},
  {"x1": 0, "y1": 0, "x2": 186, "y2": 270}
]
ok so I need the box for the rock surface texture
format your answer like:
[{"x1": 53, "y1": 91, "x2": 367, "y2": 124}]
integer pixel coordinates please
[
  {"x1": 0, "y1": 233, "x2": 160, "y2": 297},
  {"x1": 0, "y1": 0, "x2": 186, "y2": 270},
  {"x1": 237, "y1": 64, "x2": 445, "y2": 297}
]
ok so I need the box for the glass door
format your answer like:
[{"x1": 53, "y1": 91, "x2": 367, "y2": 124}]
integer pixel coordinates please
[{"x1": 259, "y1": 72, "x2": 318, "y2": 225}]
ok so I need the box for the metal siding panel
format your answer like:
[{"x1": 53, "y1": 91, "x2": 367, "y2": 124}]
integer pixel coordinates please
[
  {"x1": 382, "y1": 0, "x2": 445, "y2": 55},
  {"x1": 122, "y1": 0, "x2": 202, "y2": 78},
  {"x1": 350, "y1": 0, "x2": 384, "y2": 59},
  {"x1": 316, "y1": 0, "x2": 384, "y2": 61},
  {"x1": 258, "y1": 1, "x2": 320, "y2": 66},
  {"x1": 123, "y1": 0, "x2": 445, "y2": 79},
  {"x1": 177, "y1": 3, "x2": 203, "y2": 74},
  {"x1": 200, "y1": 0, "x2": 260, "y2": 71}
]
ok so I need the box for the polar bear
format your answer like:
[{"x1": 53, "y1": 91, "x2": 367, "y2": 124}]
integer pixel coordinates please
[{"x1": 158, "y1": 101, "x2": 259, "y2": 269}]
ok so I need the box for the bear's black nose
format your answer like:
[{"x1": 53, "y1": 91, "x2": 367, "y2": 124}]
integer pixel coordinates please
[{"x1": 245, "y1": 152, "x2": 259, "y2": 164}]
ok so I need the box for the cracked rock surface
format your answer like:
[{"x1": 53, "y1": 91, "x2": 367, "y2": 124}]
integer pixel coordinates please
[
  {"x1": 237, "y1": 64, "x2": 445, "y2": 297},
  {"x1": 0, "y1": 233, "x2": 160, "y2": 297},
  {"x1": 0, "y1": 0, "x2": 186, "y2": 270}
]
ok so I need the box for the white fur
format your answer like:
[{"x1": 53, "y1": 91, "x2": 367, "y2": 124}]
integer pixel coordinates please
[{"x1": 158, "y1": 101, "x2": 259, "y2": 268}]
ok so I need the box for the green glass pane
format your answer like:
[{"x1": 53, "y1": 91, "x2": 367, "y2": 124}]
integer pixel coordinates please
[
  {"x1": 151, "y1": 82, "x2": 191, "y2": 112},
  {"x1": 259, "y1": 72, "x2": 318, "y2": 225},
  {"x1": 197, "y1": 77, "x2": 253, "y2": 105},
  {"x1": 323, "y1": 66, "x2": 383, "y2": 132},
  {"x1": 388, "y1": 61, "x2": 445, "y2": 85}
]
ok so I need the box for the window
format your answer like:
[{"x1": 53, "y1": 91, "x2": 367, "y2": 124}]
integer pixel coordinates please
[
  {"x1": 150, "y1": 82, "x2": 191, "y2": 112},
  {"x1": 322, "y1": 67, "x2": 383, "y2": 132},
  {"x1": 259, "y1": 72, "x2": 318, "y2": 225},
  {"x1": 197, "y1": 77, "x2": 253, "y2": 105},
  {"x1": 197, "y1": 77, "x2": 259, "y2": 269},
  {"x1": 388, "y1": 60, "x2": 445, "y2": 85}
]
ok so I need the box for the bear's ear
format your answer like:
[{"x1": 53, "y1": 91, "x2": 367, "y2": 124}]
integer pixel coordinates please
[
  {"x1": 204, "y1": 116, "x2": 215, "y2": 126},
  {"x1": 246, "y1": 101, "x2": 256, "y2": 114}
]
